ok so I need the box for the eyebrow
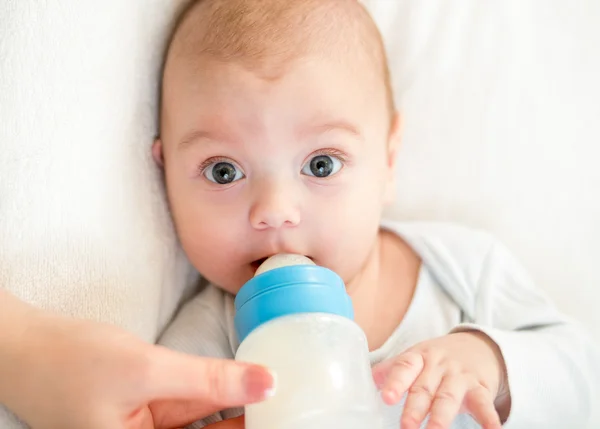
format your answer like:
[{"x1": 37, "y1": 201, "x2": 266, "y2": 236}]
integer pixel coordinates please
[
  {"x1": 178, "y1": 130, "x2": 229, "y2": 149},
  {"x1": 178, "y1": 120, "x2": 364, "y2": 149},
  {"x1": 301, "y1": 120, "x2": 364, "y2": 141}
]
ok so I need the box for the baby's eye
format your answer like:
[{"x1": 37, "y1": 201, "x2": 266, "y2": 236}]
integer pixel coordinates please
[
  {"x1": 203, "y1": 161, "x2": 245, "y2": 184},
  {"x1": 301, "y1": 154, "x2": 343, "y2": 178}
]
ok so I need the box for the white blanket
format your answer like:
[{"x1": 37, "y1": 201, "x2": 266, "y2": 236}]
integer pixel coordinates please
[
  {"x1": 1, "y1": 0, "x2": 599, "y2": 427},
  {"x1": 0, "y1": 0, "x2": 194, "y2": 341},
  {"x1": 366, "y1": 0, "x2": 600, "y2": 337}
]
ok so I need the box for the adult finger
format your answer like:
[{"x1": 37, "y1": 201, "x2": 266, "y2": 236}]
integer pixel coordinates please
[
  {"x1": 400, "y1": 363, "x2": 445, "y2": 429},
  {"x1": 147, "y1": 346, "x2": 274, "y2": 408},
  {"x1": 464, "y1": 385, "x2": 502, "y2": 429},
  {"x1": 373, "y1": 351, "x2": 424, "y2": 402},
  {"x1": 425, "y1": 375, "x2": 467, "y2": 429}
]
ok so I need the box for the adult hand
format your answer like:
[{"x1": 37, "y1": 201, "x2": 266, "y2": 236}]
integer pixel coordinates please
[{"x1": 0, "y1": 291, "x2": 273, "y2": 429}]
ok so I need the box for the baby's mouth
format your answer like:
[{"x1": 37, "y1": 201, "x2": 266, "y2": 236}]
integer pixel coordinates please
[
  {"x1": 250, "y1": 257, "x2": 269, "y2": 273},
  {"x1": 250, "y1": 255, "x2": 314, "y2": 274}
]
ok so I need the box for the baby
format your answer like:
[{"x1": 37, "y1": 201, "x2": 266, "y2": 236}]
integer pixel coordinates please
[{"x1": 154, "y1": 0, "x2": 600, "y2": 428}]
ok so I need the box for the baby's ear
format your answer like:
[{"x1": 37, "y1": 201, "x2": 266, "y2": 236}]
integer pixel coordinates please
[
  {"x1": 383, "y1": 112, "x2": 402, "y2": 205},
  {"x1": 387, "y1": 111, "x2": 402, "y2": 167},
  {"x1": 152, "y1": 139, "x2": 165, "y2": 168}
]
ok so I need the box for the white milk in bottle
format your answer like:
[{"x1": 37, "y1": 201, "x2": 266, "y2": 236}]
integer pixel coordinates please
[{"x1": 234, "y1": 254, "x2": 382, "y2": 429}]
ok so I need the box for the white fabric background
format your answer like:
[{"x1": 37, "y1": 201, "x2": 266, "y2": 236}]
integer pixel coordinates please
[
  {"x1": 365, "y1": 0, "x2": 600, "y2": 341},
  {"x1": 0, "y1": 1, "x2": 195, "y2": 343},
  {"x1": 1, "y1": 0, "x2": 598, "y2": 427}
]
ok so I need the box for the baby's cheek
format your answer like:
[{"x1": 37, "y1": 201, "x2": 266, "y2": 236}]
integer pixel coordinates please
[
  {"x1": 320, "y1": 196, "x2": 378, "y2": 255},
  {"x1": 181, "y1": 229, "x2": 240, "y2": 289},
  {"x1": 175, "y1": 209, "x2": 231, "y2": 260}
]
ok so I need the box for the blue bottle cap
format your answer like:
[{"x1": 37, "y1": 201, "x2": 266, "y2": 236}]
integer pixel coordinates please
[{"x1": 234, "y1": 265, "x2": 354, "y2": 342}]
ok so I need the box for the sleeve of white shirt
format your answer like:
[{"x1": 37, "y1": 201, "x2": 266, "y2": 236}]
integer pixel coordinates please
[{"x1": 452, "y1": 239, "x2": 600, "y2": 429}]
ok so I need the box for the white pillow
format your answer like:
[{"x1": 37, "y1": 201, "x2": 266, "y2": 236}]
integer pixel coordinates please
[
  {"x1": 363, "y1": 0, "x2": 600, "y2": 340},
  {"x1": 0, "y1": 0, "x2": 194, "y2": 343}
]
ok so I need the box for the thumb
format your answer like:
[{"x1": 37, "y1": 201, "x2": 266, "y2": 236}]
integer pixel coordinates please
[{"x1": 146, "y1": 345, "x2": 275, "y2": 407}]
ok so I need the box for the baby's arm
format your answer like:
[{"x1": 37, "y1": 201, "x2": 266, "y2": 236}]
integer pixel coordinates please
[{"x1": 453, "y1": 239, "x2": 600, "y2": 428}]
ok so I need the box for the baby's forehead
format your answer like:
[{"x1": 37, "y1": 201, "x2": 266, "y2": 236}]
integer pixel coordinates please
[{"x1": 167, "y1": 0, "x2": 389, "y2": 87}]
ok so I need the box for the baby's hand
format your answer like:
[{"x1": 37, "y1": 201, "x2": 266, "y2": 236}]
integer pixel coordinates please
[{"x1": 373, "y1": 331, "x2": 509, "y2": 429}]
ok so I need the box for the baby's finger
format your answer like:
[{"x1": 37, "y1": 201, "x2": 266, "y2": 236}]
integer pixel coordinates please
[
  {"x1": 374, "y1": 352, "x2": 424, "y2": 403},
  {"x1": 464, "y1": 385, "x2": 502, "y2": 429},
  {"x1": 425, "y1": 375, "x2": 467, "y2": 429},
  {"x1": 400, "y1": 365, "x2": 445, "y2": 429}
]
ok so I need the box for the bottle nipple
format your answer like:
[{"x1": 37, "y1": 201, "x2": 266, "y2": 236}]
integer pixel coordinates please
[{"x1": 255, "y1": 254, "x2": 315, "y2": 277}]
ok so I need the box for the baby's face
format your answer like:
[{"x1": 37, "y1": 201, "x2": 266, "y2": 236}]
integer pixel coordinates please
[{"x1": 156, "y1": 55, "x2": 399, "y2": 294}]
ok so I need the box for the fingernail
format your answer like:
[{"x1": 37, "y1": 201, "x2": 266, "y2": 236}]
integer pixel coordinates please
[
  {"x1": 243, "y1": 365, "x2": 276, "y2": 402},
  {"x1": 264, "y1": 369, "x2": 277, "y2": 398}
]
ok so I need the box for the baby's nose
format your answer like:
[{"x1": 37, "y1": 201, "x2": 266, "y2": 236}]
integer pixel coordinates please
[{"x1": 249, "y1": 182, "x2": 301, "y2": 230}]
